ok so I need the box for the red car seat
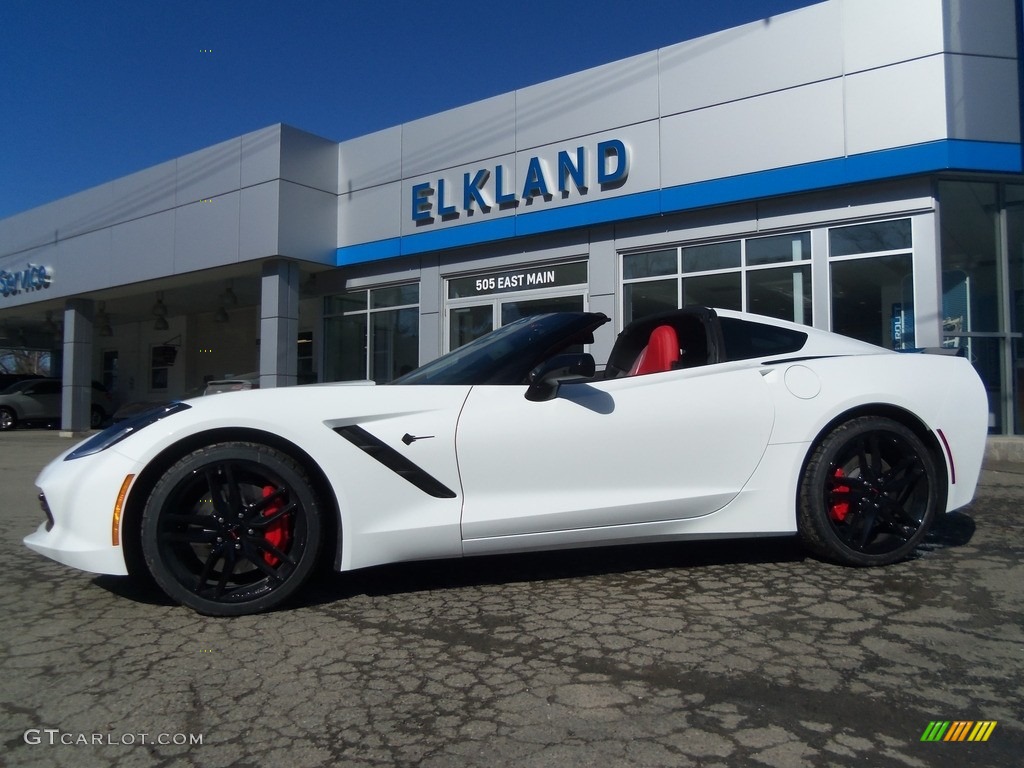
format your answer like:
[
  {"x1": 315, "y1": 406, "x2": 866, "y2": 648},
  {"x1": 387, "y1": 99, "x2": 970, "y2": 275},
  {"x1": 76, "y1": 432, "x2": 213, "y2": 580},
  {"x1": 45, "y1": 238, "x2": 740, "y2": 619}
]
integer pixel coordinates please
[{"x1": 628, "y1": 324, "x2": 681, "y2": 376}]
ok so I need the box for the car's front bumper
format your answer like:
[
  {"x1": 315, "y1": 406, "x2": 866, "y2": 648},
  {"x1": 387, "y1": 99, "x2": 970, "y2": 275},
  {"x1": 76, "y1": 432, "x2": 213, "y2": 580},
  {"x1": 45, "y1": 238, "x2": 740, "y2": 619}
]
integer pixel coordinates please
[{"x1": 22, "y1": 448, "x2": 139, "y2": 576}]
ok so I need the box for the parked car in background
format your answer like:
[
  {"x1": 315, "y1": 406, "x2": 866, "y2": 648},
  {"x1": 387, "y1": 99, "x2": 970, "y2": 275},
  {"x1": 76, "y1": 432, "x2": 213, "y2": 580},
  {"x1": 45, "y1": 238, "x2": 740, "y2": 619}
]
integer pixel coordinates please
[
  {"x1": 0, "y1": 378, "x2": 112, "y2": 430},
  {"x1": 203, "y1": 372, "x2": 259, "y2": 396}
]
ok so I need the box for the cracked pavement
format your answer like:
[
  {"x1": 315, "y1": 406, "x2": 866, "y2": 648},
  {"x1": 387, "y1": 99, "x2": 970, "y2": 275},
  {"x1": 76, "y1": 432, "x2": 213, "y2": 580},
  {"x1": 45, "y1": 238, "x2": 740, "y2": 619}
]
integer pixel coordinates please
[{"x1": 1, "y1": 431, "x2": 1021, "y2": 767}]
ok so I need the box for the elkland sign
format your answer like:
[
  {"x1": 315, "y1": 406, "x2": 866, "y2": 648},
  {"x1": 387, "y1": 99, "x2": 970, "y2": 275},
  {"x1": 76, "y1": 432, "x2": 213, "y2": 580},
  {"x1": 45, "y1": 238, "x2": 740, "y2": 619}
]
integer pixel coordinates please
[{"x1": 411, "y1": 139, "x2": 629, "y2": 224}]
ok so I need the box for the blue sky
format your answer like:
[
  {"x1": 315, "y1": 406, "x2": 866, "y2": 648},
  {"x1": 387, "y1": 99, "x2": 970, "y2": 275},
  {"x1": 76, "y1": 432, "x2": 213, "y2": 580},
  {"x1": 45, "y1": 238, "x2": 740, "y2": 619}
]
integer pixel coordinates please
[{"x1": 0, "y1": 0, "x2": 811, "y2": 220}]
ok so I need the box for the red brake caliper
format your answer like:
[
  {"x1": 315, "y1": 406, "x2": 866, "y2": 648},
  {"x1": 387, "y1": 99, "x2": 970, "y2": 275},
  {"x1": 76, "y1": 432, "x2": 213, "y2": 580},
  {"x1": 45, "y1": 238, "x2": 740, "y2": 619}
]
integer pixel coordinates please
[
  {"x1": 830, "y1": 468, "x2": 850, "y2": 523},
  {"x1": 261, "y1": 485, "x2": 291, "y2": 567}
]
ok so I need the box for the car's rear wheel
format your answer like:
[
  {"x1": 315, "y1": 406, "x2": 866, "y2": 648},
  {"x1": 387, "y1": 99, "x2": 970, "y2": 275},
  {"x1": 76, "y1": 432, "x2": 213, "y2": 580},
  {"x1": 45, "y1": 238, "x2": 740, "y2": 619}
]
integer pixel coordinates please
[
  {"x1": 90, "y1": 405, "x2": 104, "y2": 429},
  {"x1": 141, "y1": 442, "x2": 322, "y2": 616},
  {"x1": 0, "y1": 407, "x2": 16, "y2": 431},
  {"x1": 798, "y1": 416, "x2": 941, "y2": 566}
]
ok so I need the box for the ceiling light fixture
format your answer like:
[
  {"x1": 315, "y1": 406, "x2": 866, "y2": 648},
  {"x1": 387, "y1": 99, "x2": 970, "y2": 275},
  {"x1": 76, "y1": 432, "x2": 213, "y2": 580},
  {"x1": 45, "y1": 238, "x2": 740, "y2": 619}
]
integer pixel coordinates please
[
  {"x1": 153, "y1": 292, "x2": 169, "y2": 331},
  {"x1": 220, "y1": 280, "x2": 238, "y2": 309},
  {"x1": 94, "y1": 303, "x2": 113, "y2": 337}
]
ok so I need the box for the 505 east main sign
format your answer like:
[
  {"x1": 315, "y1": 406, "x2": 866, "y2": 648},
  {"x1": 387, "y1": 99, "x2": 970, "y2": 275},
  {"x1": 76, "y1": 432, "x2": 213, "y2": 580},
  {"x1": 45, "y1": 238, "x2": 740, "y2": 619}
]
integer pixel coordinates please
[{"x1": 411, "y1": 139, "x2": 629, "y2": 223}]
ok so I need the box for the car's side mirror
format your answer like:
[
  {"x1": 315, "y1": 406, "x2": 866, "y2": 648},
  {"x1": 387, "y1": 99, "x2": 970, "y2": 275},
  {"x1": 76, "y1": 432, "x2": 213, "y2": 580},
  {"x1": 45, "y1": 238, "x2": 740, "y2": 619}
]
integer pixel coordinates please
[{"x1": 525, "y1": 353, "x2": 596, "y2": 402}]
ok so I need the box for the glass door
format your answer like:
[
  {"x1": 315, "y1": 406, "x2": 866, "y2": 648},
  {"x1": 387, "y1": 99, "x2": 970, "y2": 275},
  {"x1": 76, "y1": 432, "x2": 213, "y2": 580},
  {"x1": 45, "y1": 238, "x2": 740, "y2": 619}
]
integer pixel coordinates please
[{"x1": 449, "y1": 305, "x2": 494, "y2": 349}]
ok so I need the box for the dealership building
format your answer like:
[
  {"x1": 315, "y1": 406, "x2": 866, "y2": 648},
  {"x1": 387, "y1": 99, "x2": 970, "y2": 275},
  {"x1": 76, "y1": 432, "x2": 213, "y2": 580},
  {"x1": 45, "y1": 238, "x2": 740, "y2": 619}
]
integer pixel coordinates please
[{"x1": 2, "y1": 0, "x2": 1024, "y2": 434}]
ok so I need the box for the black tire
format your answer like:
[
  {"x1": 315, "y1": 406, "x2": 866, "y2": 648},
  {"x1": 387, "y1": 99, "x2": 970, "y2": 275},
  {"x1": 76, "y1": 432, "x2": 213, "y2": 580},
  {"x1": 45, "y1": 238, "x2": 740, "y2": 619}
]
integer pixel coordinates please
[
  {"x1": 90, "y1": 405, "x2": 104, "y2": 429},
  {"x1": 798, "y1": 416, "x2": 942, "y2": 566},
  {"x1": 0, "y1": 407, "x2": 16, "y2": 431},
  {"x1": 141, "y1": 442, "x2": 323, "y2": 616}
]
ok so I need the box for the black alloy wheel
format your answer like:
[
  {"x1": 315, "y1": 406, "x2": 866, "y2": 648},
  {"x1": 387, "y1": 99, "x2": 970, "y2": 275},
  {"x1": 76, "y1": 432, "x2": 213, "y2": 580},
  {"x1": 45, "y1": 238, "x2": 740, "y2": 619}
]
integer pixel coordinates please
[
  {"x1": 798, "y1": 416, "x2": 941, "y2": 566},
  {"x1": 141, "y1": 442, "x2": 323, "y2": 615}
]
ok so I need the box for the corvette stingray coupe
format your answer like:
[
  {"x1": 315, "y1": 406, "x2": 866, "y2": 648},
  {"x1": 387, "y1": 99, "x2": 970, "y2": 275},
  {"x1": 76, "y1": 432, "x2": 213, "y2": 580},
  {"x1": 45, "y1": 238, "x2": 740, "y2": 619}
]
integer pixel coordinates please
[{"x1": 24, "y1": 308, "x2": 987, "y2": 615}]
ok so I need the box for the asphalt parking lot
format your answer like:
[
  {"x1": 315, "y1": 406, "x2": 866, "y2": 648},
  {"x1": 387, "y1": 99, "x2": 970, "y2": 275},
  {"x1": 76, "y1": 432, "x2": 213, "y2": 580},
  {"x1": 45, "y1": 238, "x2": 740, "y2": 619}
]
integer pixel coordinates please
[{"x1": 1, "y1": 430, "x2": 1021, "y2": 768}]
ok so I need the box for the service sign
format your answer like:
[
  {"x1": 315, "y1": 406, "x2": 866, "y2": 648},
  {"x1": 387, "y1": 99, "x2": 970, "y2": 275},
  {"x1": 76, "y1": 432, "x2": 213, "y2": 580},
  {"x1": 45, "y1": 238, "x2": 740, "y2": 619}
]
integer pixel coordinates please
[
  {"x1": 412, "y1": 139, "x2": 629, "y2": 224},
  {"x1": 1, "y1": 263, "x2": 52, "y2": 299}
]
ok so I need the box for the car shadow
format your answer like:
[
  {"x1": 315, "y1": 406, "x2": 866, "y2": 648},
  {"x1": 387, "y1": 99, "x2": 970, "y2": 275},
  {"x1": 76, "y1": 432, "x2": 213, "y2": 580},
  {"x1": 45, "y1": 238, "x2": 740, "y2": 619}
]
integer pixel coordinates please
[
  {"x1": 296, "y1": 511, "x2": 979, "y2": 609},
  {"x1": 915, "y1": 509, "x2": 976, "y2": 554},
  {"x1": 292, "y1": 536, "x2": 809, "y2": 609},
  {"x1": 93, "y1": 572, "x2": 176, "y2": 607},
  {"x1": 90, "y1": 511, "x2": 977, "y2": 611}
]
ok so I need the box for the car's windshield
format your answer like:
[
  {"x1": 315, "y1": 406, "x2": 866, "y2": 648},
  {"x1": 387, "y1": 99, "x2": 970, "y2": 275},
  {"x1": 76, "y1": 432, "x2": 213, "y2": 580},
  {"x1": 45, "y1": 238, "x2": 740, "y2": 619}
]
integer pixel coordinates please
[{"x1": 392, "y1": 312, "x2": 608, "y2": 386}]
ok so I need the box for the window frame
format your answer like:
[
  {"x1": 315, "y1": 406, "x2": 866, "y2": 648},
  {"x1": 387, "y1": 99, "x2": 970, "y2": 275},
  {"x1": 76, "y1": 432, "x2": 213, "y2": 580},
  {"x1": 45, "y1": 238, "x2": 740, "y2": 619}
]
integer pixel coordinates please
[{"x1": 323, "y1": 282, "x2": 420, "y2": 383}]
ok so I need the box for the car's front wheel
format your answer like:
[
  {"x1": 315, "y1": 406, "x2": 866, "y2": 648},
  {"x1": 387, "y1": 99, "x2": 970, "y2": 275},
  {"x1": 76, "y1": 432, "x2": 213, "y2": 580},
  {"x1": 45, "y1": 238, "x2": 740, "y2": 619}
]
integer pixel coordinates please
[
  {"x1": 798, "y1": 416, "x2": 942, "y2": 566},
  {"x1": 141, "y1": 442, "x2": 323, "y2": 615},
  {"x1": 0, "y1": 407, "x2": 16, "y2": 431}
]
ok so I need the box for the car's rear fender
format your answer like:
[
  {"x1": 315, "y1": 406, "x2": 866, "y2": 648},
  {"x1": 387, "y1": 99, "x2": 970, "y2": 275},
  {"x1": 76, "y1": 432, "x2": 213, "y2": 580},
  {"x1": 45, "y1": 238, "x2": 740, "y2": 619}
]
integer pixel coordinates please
[{"x1": 764, "y1": 353, "x2": 986, "y2": 513}]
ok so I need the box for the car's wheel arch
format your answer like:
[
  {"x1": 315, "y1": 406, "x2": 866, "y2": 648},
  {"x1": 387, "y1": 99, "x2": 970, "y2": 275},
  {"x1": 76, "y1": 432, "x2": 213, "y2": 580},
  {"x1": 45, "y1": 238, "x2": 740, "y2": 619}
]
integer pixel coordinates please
[
  {"x1": 798, "y1": 403, "x2": 950, "y2": 510},
  {"x1": 121, "y1": 427, "x2": 340, "y2": 580}
]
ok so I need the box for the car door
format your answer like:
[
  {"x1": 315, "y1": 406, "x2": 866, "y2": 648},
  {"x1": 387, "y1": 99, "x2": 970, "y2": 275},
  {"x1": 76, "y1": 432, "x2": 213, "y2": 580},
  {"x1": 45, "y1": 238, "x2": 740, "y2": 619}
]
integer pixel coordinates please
[
  {"x1": 20, "y1": 379, "x2": 61, "y2": 420},
  {"x1": 456, "y1": 361, "x2": 775, "y2": 541}
]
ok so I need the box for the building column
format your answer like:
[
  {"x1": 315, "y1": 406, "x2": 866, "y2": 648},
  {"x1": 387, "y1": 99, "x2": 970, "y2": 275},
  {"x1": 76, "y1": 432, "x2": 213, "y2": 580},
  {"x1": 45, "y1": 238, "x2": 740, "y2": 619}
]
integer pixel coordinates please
[
  {"x1": 259, "y1": 259, "x2": 300, "y2": 389},
  {"x1": 61, "y1": 299, "x2": 94, "y2": 434}
]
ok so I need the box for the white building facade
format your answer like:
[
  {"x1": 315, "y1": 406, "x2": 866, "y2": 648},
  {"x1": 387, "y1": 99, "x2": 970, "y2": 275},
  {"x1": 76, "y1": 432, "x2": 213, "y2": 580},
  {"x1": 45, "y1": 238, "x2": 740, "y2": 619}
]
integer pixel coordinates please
[{"x1": 2, "y1": 0, "x2": 1023, "y2": 433}]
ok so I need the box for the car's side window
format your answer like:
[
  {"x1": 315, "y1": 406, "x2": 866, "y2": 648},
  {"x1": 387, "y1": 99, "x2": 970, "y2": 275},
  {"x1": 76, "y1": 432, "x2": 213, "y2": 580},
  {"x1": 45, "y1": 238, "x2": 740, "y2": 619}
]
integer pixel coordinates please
[
  {"x1": 24, "y1": 380, "x2": 60, "y2": 396},
  {"x1": 719, "y1": 317, "x2": 807, "y2": 361}
]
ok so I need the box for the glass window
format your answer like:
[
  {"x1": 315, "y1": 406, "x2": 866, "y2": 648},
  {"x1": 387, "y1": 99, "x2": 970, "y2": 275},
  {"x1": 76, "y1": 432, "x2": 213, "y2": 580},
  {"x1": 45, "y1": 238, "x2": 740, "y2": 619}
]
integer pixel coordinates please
[
  {"x1": 324, "y1": 291, "x2": 367, "y2": 315},
  {"x1": 623, "y1": 250, "x2": 676, "y2": 279},
  {"x1": 1006, "y1": 185, "x2": 1024, "y2": 432},
  {"x1": 323, "y1": 314, "x2": 367, "y2": 381},
  {"x1": 500, "y1": 295, "x2": 586, "y2": 325},
  {"x1": 32, "y1": 379, "x2": 60, "y2": 395},
  {"x1": 1007, "y1": 185, "x2": 1024, "y2": 335},
  {"x1": 324, "y1": 284, "x2": 418, "y2": 383},
  {"x1": 748, "y1": 265, "x2": 812, "y2": 325},
  {"x1": 450, "y1": 305, "x2": 493, "y2": 350},
  {"x1": 958, "y1": 335, "x2": 1004, "y2": 433},
  {"x1": 830, "y1": 219, "x2": 911, "y2": 256},
  {"x1": 624, "y1": 279, "x2": 677, "y2": 323},
  {"x1": 372, "y1": 283, "x2": 420, "y2": 309},
  {"x1": 747, "y1": 232, "x2": 810, "y2": 266},
  {"x1": 831, "y1": 253, "x2": 914, "y2": 349},
  {"x1": 940, "y1": 182, "x2": 1000, "y2": 334},
  {"x1": 297, "y1": 332, "x2": 315, "y2": 385},
  {"x1": 621, "y1": 232, "x2": 811, "y2": 325},
  {"x1": 682, "y1": 241, "x2": 741, "y2": 272},
  {"x1": 150, "y1": 344, "x2": 178, "y2": 390},
  {"x1": 683, "y1": 272, "x2": 741, "y2": 310},
  {"x1": 372, "y1": 307, "x2": 419, "y2": 381},
  {"x1": 102, "y1": 350, "x2": 118, "y2": 393}
]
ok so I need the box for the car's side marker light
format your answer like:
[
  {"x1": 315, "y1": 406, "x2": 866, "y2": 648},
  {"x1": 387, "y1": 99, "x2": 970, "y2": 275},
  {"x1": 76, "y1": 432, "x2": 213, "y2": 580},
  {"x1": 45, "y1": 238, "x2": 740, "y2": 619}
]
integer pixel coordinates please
[
  {"x1": 112, "y1": 475, "x2": 135, "y2": 546},
  {"x1": 936, "y1": 429, "x2": 956, "y2": 484}
]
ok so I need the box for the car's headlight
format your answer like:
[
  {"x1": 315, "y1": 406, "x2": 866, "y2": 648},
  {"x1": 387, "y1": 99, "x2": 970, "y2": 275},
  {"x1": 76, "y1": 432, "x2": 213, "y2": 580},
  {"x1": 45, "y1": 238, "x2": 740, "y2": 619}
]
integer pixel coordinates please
[{"x1": 65, "y1": 402, "x2": 191, "y2": 460}]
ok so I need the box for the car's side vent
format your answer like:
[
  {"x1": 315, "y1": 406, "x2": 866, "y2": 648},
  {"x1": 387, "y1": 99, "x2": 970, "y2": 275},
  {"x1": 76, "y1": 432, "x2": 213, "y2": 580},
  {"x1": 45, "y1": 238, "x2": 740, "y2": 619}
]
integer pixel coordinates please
[{"x1": 333, "y1": 425, "x2": 458, "y2": 499}]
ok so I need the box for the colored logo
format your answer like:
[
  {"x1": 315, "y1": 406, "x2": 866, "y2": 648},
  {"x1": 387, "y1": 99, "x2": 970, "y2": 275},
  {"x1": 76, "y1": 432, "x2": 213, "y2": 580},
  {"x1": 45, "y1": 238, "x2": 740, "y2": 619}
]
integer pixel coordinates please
[{"x1": 920, "y1": 721, "x2": 997, "y2": 742}]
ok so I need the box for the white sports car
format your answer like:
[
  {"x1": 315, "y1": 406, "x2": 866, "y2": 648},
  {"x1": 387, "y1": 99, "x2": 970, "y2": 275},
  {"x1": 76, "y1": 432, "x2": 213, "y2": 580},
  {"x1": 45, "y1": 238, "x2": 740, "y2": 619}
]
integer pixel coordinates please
[{"x1": 24, "y1": 308, "x2": 988, "y2": 615}]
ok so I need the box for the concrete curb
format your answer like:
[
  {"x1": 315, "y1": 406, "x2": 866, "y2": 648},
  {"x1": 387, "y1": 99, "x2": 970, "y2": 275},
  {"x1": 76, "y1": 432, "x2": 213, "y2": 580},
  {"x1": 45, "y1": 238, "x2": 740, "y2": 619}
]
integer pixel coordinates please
[{"x1": 985, "y1": 436, "x2": 1024, "y2": 464}]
